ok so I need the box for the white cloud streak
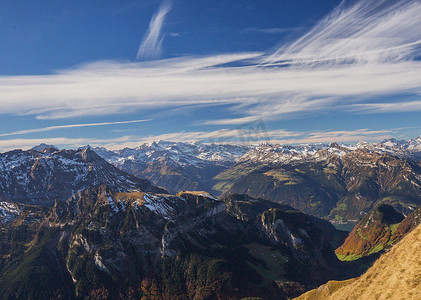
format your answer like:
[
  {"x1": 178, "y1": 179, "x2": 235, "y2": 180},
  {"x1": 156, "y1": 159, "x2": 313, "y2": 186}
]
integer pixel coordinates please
[
  {"x1": 0, "y1": 128, "x2": 398, "y2": 152},
  {"x1": 136, "y1": 1, "x2": 171, "y2": 60},
  {"x1": 0, "y1": 0, "x2": 420, "y2": 124},
  {"x1": 0, "y1": 119, "x2": 150, "y2": 137},
  {"x1": 242, "y1": 27, "x2": 297, "y2": 34},
  {"x1": 132, "y1": 128, "x2": 395, "y2": 146},
  {"x1": 352, "y1": 99, "x2": 421, "y2": 113},
  {"x1": 0, "y1": 136, "x2": 133, "y2": 152},
  {"x1": 264, "y1": 0, "x2": 421, "y2": 65}
]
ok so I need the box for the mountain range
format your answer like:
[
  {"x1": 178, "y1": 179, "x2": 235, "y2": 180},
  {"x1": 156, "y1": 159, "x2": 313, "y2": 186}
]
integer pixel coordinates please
[
  {"x1": 0, "y1": 137, "x2": 420, "y2": 224},
  {"x1": 91, "y1": 137, "x2": 421, "y2": 222},
  {"x1": 0, "y1": 137, "x2": 420, "y2": 298}
]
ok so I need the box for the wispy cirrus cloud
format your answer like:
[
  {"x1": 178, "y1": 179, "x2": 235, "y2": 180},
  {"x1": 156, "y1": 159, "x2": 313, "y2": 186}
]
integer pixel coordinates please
[
  {"x1": 352, "y1": 100, "x2": 421, "y2": 113},
  {"x1": 0, "y1": 0, "x2": 420, "y2": 125},
  {"x1": 136, "y1": 0, "x2": 172, "y2": 60},
  {"x1": 0, "y1": 119, "x2": 150, "y2": 137},
  {"x1": 264, "y1": 0, "x2": 421, "y2": 65},
  {"x1": 0, "y1": 127, "x2": 398, "y2": 152},
  {"x1": 241, "y1": 27, "x2": 298, "y2": 34},
  {"x1": 0, "y1": 136, "x2": 133, "y2": 152},
  {"x1": 135, "y1": 128, "x2": 395, "y2": 146}
]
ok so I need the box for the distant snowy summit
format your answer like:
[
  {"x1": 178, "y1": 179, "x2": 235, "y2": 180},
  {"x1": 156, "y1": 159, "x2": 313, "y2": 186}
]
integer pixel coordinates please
[
  {"x1": 31, "y1": 143, "x2": 58, "y2": 152},
  {"x1": 92, "y1": 140, "x2": 251, "y2": 166},
  {"x1": 380, "y1": 136, "x2": 421, "y2": 155},
  {"x1": 90, "y1": 137, "x2": 421, "y2": 196},
  {"x1": 90, "y1": 137, "x2": 421, "y2": 166},
  {"x1": 238, "y1": 136, "x2": 421, "y2": 164}
]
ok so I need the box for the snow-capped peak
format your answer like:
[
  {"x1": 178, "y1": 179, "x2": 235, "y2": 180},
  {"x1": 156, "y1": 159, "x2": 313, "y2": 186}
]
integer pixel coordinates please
[
  {"x1": 94, "y1": 141, "x2": 251, "y2": 167},
  {"x1": 31, "y1": 143, "x2": 58, "y2": 152}
]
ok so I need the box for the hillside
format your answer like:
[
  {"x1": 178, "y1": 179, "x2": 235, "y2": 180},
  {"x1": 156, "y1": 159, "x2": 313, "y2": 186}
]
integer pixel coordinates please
[
  {"x1": 335, "y1": 204, "x2": 404, "y2": 261},
  {"x1": 336, "y1": 204, "x2": 421, "y2": 261},
  {"x1": 295, "y1": 223, "x2": 421, "y2": 300}
]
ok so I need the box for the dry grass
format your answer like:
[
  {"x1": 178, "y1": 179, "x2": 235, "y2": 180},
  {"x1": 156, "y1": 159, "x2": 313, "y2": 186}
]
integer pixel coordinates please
[
  {"x1": 295, "y1": 224, "x2": 421, "y2": 300},
  {"x1": 263, "y1": 170, "x2": 292, "y2": 181},
  {"x1": 176, "y1": 190, "x2": 213, "y2": 196},
  {"x1": 112, "y1": 191, "x2": 146, "y2": 204}
]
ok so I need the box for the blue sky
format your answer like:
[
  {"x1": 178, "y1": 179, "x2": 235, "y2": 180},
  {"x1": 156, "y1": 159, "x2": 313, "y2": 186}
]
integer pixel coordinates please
[{"x1": 0, "y1": 0, "x2": 420, "y2": 150}]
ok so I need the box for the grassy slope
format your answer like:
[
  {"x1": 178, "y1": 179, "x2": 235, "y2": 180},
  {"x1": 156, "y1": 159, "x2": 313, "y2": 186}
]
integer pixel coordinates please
[{"x1": 295, "y1": 224, "x2": 421, "y2": 300}]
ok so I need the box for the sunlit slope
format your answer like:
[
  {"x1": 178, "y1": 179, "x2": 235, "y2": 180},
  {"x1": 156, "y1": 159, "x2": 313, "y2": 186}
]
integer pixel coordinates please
[{"x1": 295, "y1": 224, "x2": 421, "y2": 300}]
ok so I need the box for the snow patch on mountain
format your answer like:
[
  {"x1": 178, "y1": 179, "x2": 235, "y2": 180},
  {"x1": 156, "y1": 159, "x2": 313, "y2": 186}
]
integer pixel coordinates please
[
  {"x1": 0, "y1": 201, "x2": 20, "y2": 223},
  {"x1": 31, "y1": 143, "x2": 58, "y2": 152},
  {"x1": 238, "y1": 137, "x2": 421, "y2": 164},
  {"x1": 0, "y1": 147, "x2": 160, "y2": 206},
  {"x1": 143, "y1": 193, "x2": 175, "y2": 220}
]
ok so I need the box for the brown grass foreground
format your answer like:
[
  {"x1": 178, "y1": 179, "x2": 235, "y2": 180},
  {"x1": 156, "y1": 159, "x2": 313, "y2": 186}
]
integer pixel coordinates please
[{"x1": 295, "y1": 224, "x2": 421, "y2": 300}]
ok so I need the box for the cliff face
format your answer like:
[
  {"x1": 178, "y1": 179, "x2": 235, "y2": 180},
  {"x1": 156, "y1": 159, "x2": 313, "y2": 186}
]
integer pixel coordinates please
[{"x1": 391, "y1": 205, "x2": 421, "y2": 242}]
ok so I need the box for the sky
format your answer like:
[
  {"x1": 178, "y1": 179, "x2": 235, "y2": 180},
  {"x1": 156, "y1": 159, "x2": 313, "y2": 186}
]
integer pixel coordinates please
[{"x1": 0, "y1": 0, "x2": 420, "y2": 151}]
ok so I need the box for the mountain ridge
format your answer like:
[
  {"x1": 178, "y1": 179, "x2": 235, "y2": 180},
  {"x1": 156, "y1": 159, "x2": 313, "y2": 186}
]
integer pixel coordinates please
[
  {"x1": 5, "y1": 136, "x2": 420, "y2": 219},
  {"x1": 0, "y1": 146, "x2": 165, "y2": 206},
  {"x1": 0, "y1": 187, "x2": 347, "y2": 299},
  {"x1": 223, "y1": 147, "x2": 421, "y2": 221}
]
